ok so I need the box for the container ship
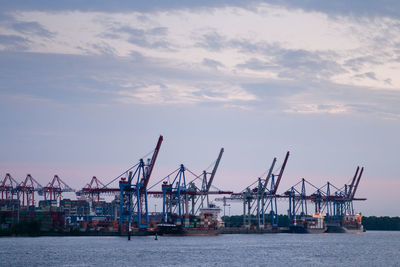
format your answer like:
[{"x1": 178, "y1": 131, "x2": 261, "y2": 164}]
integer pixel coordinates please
[
  {"x1": 325, "y1": 213, "x2": 364, "y2": 233},
  {"x1": 157, "y1": 204, "x2": 222, "y2": 236},
  {"x1": 289, "y1": 213, "x2": 327, "y2": 233}
]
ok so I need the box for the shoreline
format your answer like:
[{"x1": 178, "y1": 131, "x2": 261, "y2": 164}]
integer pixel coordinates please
[{"x1": 10, "y1": 227, "x2": 400, "y2": 237}]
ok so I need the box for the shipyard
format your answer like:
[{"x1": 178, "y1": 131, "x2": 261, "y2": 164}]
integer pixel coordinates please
[
  {"x1": 0, "y1": 136, "x2": 366, "y2": 237},
  {"x1": 2, "y1": 1, "x2": 400, "y2": 266}
]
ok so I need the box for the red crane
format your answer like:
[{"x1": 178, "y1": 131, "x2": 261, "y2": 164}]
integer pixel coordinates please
[
  {"x1": 16, "y1": 174, "x2": 43, "y2": 207},
  {"x1": 43, "y1": 175, "x2": 74, "y2": 201},
  {"x1": 271, "y1": 151, "x2": 290, "y2": 194},
  {"x1": 1, "y1": 173, "x2": 19, "y2": 200},
  {"x1": 141, "y1": 135, "x2": 163, "y2": 191},
  {"x1": 81, "y1": 176, "x2": 106, "y2": 203}
]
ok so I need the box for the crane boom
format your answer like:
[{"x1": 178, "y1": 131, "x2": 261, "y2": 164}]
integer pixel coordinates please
[
  {"x1": 1, "y1": 173, "x2": 19, "y2": 187},
  {"x1": 347, "y1": 166, "x2": 359, "y2": 198},
  {"x1": 260, "y1": 157, "x2": 277, "y2": 194},
  {"x1": 142, "y1": 135, "x2": 163, "y2": 190},
  {"x1": 272, "y1": 151, "x2": 290, "y2": 194},
  {"x1": 351, "y1": 167, "x2": 364, "y2": 199},
  {"x1": 206, "y1": 148, "x2": 224, "y2": 192}
]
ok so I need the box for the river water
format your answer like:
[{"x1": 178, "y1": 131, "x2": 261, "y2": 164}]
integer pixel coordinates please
[{"x1": 1, "y1": 231, "x2": 399, "y2": 266}]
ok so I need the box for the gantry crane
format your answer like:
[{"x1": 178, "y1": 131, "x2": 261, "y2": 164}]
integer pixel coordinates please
[
  {"x1": 16, "y1": 174, "x2": 43, "y2": 207},
  {"x1": 159, "y1": 148, "x2": 228, "y2": 225},
  {"x1": 42, "y1": 175, "x2": 74, "y2": 201},
  {"x1": 216, "y1": 151, "x2": 290, "y2": 228},
  {"x1": 0, "y1": 173, "x2": 19, "y2": 200},
  {"x1": 80, "y1": 176, "x2": 106, "y2": 203},
  {"x1": 119, "y1": 135, "x2": 163, "y2": 230}
]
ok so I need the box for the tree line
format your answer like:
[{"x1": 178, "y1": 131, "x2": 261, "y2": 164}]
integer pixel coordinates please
[{"x1": 362, "y1": 216, "x2": 400, "y2": 231}]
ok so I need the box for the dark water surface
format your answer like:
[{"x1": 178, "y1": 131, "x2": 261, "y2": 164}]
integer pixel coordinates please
[{"x1": 1, "y1": 231, "x2": 399, "y2": 266}]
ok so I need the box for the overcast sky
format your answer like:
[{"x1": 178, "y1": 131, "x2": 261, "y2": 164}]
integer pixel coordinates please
[{"x1": 0, "y1": 1, "x2": 399, "y2": 216}]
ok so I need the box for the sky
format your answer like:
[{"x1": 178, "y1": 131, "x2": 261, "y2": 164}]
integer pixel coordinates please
[{"x1": 0, "y1": 0, "x2": 399, "y2": 216}]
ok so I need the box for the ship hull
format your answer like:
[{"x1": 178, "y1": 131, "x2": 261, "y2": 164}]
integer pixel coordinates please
[
  {"x1": 325, "y1": 214, "x2": 364, "y2": 233},
  {"x1": 326, "y1": 225, "x2": 364, "y2": 233},
  {"x1": 289, "y1": 225, "x2": 327, "y2": 234},
  {"x1": 157, "y1": 224, "x2": 220, "y2": 236},
  {"x1": 172, "y1": 229, "x2": 220, "y2": 236}
]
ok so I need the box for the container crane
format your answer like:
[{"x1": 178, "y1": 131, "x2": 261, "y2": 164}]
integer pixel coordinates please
[
  {"x1": 119, "y1": 135, "x2": 163, "y2": 230},
  {"x1": 216, "y1": 151, "x2": 290, "y2": 228},
  {"x1": 16, "y1": 174, "x2": 43, "y2": 207},
  {"x1": 158, "y1": 148, "x2": 229, "y2": 225},
  {"x1": 1, "y1": 173, "x2": 19, "y2": 200},
  {"x1": 198, "y1": 148, "x2": 224, "y2": 209},
  {"x1": 80, "y1": 176, "x2": 106, "y2": 203},
  {"x1": 42, "y1": 175, "x2": 74, "y2": 201}
]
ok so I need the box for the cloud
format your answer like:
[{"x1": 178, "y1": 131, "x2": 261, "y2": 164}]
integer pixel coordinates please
[
  {"x1": 116, "y1": 84, "x2": 200, "y2": 105},
  {"x1": 384, "y1": 78, "x2": 392, "y2": 85},
  {"x1": 354, "y1": 72, "x2": 377, "y2": 81},
  {"x1": 196, "y1": 31, "x2": 226, "y2": 51},
  {"x1": 2, "y1": 4, "x2": 398, "y2": 85},
  {"x1": 236, "y1": 58, "x2": 277, "y2": 71},
  {"x1": 2, "y1": 47, "x2": 398, "y2": 120},
  {"x1": 0, "y1": 1, "x2": 253, "y2": 13},
  {"x1": 243, "y1": 81, "x2": 305, "y2": 99},
  {"x1": 202, "y1": 58, "x2": 224, "y2": 69},
  {"x1": 285, "y1": 103, "x2": 349, "y2": 114},
  {"x1": 3, "y1": 1, "x2": 400, "y2": 21},
  {"x1": 280, "y1": 80, "x2": 400, "y2": 120},
  {"x1": 11, "y1": 21, "x2": 55, "y2": 38},
  {"x1": 344, "y1": 56, "x2": 382, "y2": 72},
  {"x1": 0, "y1": 34, "x2": 30, "y2": 50},
  {"x1": 235, "y1": 46, "x2": 346, "y2": 80},
  {"x1": 347, "y1": 104, "x2": 400, "y2": 121},
  {"x1": 222, "y1": 103, "x2": 253, "y2": 110},
  {"x1": 76, "y1": 42, "x2": 117, "y2": 56},
  {"x1": 106, "y1": 25, "x2": 171, "y2": 49},
  {"x1": 275, "y1": 49, "x2": 345, "y2": 79},
  {"x1": 199, "y1": 86, "x2": 258, "y2": 102},
  {"x1": 0, "y1": 12, "x2": 55, "y2": 40},
  {"x1": 115, "y1": 83, "x2": 257, "y2": 106},
  {"x1": 0, "y1": 12, "x2": 55, "y2": 53},
  {"x1": 0, "y1": 3, "x2": 399, "y2": 119},
  {"x1": 267, "y1": 0, "x2": 400, "y2": 20}
]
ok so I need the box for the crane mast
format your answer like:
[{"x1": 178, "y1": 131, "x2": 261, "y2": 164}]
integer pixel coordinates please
[
  {"x1": 347, "y1": 166, "x2": 359, "y2": 198},
  {"x1": 206, "y1": 148, "x2": 224, "y2": 192},
  {"x1": 351, "y1": 167, "x2": 364, "y2": 199},
  {"x1": 142, "y1": 135, "x2": 163, "y2": 191},
  {"x1": 260, "y1": 157, "x2": 277, "y2": 196},
  {"x1": 272, "y1": 151, "x2": 290, "y2": 194}
]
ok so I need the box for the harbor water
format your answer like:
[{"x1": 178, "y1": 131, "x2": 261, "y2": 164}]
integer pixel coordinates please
[{"x1": 1, "y1": 231, "x2": 399, "y2": 266}]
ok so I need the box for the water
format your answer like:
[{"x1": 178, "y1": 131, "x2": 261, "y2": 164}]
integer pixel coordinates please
[{"x1": 1, "y1": 231, "x2": 399, "y2": 266}]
